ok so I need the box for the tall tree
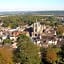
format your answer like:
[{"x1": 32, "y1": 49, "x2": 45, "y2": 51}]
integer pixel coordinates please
[
  {"x1": 13, "y1": 34, "x2": 41, "y2": 64},
  {"x1": 41, "y1": 47, "x2": 58, "y2": 64},
  {"x1": 0, "y1": 47, "x2": 14, "y2": 64},
  {"x1": 46, "y1": 48, "x2": 58, "y2": 64},
  {"x1": 59, "y1": 45, "x2": 64, "y2": 64}
]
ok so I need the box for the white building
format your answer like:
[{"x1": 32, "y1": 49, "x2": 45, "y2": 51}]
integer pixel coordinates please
[
  {"x1": 33, "y1": 20, "x2": 46, "y2": 37},
  {"x1": 48, "y1": 40, "x2": 57, "y2": 45}
]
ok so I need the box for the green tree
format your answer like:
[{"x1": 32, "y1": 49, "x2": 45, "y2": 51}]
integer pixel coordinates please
[
  {"x1": 3, "y1": 38, "x2": 12, "y2": 45},
  {"x1": 13, "y1": 34, "x2": 41, "y2": 64},
  {"x1": 56, "y1": 25, "x2": 64, "y2": 36},
  {"x1": 59, "y1": 45, "x2": 64, "y2": 64}
]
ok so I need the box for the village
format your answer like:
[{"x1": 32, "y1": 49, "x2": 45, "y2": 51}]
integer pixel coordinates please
[{"x1": 0, "y1": 16, "x2": 64, "y2": 48}]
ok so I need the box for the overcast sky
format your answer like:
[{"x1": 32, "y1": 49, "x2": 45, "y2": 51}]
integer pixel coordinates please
[{"x1": 0, "y1": 0, "x2": 64, "y2": 11}]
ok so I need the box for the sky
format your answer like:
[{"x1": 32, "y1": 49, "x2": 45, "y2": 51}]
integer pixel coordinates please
[{"x1": 0, "y1": 0, "x2": 64, "y2": 11}]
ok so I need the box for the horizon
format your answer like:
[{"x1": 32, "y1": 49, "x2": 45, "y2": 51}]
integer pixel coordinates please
[
  {"x1": 0, "y1": 0, "x2": 64, "y2": 11},
  {"x1": 0, "y1": 10, "x2": 64, "y2": 12}
]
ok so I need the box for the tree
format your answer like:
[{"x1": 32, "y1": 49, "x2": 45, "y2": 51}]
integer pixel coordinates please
[
  {"x1": 46, "y1": 16, "x2": 58, "y2": 26},
  {"x1": 13, "y1": 34, "x2": 41, "y2": 64},
  {"x1": 41, "y1": 47, "x2": 58, "y2": 64},
  {"x1": 46, "y1": 16, "x2": 56, "y2": 22},
  {"x1": 56, "y1": 25, "x2": 64, "y2": 36},
  {"x1": 59, "y1": 45, "x2": 64, "y2": 64},
  {"x1": 46, "y1": 48, "x2": 58, "y2": 64},
  {"x1": 0, "y1": 47, "x2": 14, "y2": 64},
  {"x1": 3, "y1": 38, "x2": 12, "y2": 45},
  {"x1": 0, "y1": 54, "x2": 6, "y2": 64}
]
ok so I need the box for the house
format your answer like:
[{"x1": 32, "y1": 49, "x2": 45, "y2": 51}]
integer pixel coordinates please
[
  {"x1": 11, "y1": 42, "x2": 17, "y2": 48},
  {"x1": 39, "y1": 36, "x2": 58, "y2": 47},
  {"x1": 2, "y1": 35, "x2": 7, "y2": 40},
  {"x1": 0, "y1": 37, "x2": 2, "y2": 43},
  {"x1": 48, "y1": 40, "x2": 57, "y2": 45},
  {"x1": 0, "y1": 30, "x2": 3, "y2": 36},
  {"x1": 10, "y1": 37, "x2": 17, "y2": 42},
  {"x1": 9, "y1": 29, "x2": 20, "y2": 37}
]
